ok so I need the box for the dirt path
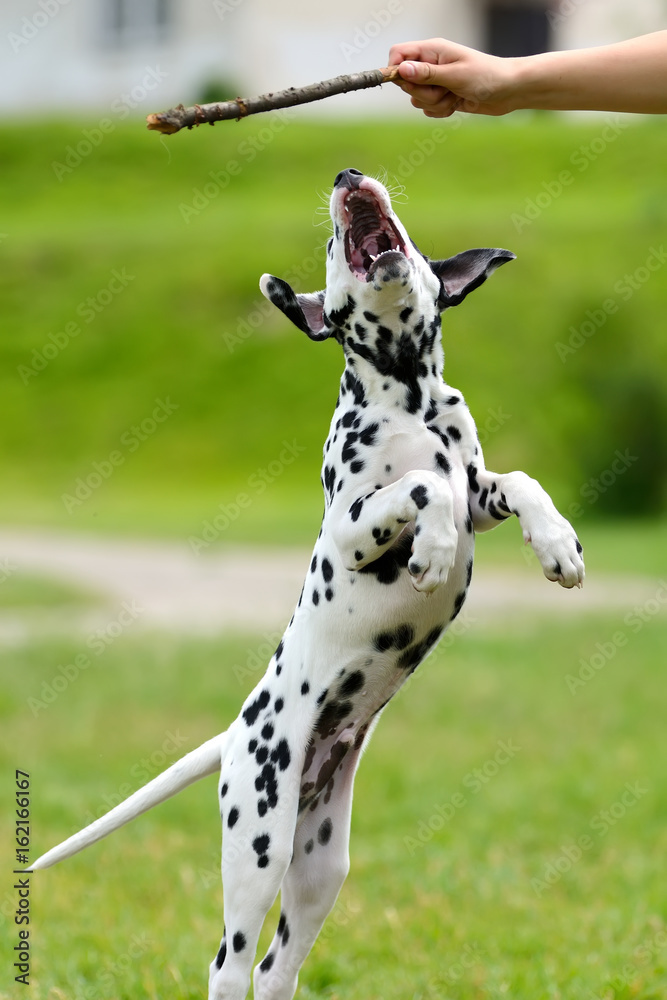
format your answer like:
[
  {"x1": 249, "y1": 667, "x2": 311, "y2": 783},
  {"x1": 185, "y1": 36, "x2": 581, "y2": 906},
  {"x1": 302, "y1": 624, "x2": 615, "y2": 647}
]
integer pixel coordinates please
[{"x1": 0, "y1": 528, "x2": 663, "y2": 639}]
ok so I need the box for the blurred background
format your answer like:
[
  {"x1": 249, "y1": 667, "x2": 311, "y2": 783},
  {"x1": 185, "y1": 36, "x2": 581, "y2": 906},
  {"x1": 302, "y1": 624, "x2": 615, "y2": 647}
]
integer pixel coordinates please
[{"x1": 1, "y1": 3, "x2": 666, "y2": 998}]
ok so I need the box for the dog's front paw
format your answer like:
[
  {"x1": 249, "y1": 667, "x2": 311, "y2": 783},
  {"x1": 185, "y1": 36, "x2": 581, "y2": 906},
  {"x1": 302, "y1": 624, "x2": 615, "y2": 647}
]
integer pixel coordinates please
[
  {"x1": 524, "y1": 519, "x2": 585, "y2": 589},
  {"x1": 408, "y1": 533, "x2": 457, "y2": 594}
]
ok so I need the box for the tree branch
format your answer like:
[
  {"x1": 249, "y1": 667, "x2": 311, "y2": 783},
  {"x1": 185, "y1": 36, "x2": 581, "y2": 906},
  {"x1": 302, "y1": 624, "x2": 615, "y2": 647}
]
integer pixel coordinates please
[{"x1": 146, "y1": 66, "x2": 400, "y2": 135}]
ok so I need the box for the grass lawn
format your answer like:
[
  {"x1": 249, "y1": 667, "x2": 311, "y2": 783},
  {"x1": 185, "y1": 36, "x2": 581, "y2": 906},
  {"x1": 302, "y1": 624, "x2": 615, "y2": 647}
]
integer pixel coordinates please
[{"x1": 1, "y1": 609, "x2": 666, "y2": 1000}]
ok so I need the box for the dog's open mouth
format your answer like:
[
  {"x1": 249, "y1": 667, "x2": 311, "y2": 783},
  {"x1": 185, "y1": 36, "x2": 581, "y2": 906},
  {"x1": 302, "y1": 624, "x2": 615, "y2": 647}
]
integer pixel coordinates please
[{"x1": 343, "y1": 190, "x2": 408, "y2": 282}]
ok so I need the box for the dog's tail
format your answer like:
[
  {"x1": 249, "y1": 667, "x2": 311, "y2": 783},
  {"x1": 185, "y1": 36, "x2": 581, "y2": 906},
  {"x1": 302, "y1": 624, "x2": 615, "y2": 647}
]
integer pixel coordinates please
[{"x1": 30, "y1": 728, "x2": 232, "y2": 871}]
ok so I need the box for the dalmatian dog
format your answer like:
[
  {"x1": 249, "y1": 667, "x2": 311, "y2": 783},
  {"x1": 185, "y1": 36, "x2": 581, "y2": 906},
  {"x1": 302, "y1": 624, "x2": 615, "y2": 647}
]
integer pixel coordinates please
[{"x1": 31, "y1": 168, "x2": 584, "y2": 1000}]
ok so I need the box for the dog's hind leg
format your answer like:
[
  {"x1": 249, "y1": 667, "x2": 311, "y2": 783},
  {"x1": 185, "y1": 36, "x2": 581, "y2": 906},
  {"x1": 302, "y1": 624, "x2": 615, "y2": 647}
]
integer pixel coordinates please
[
  {"x1": 253, "y1": 748, "x2": 362, "y2": 1000},
  {"x1": 208, "y1": 808, "x2": 298, "y2": 1000},
  {"x1": 208, "y1": 738, "x2": 303, "y2": 1000}
]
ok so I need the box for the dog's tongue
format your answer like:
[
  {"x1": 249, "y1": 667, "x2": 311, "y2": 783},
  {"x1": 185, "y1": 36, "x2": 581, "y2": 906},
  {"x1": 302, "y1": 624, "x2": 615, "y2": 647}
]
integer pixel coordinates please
[{"x1": 352, "y1": 232, "x2": 393, "y2": 273}]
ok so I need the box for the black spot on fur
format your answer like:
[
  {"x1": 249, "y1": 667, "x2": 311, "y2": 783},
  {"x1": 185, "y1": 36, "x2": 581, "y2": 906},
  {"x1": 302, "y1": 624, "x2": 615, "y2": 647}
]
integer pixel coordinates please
[
  {"x1": 322, "y1": 558, "x2": 334, "y2": 583},
  {"x1": 315, "y1": 699, "x2": 353, "y2": 738},
  {"x1": 227, "y1": 807, "x2": 239, "y2": 828},
  {"x1": 397, "y1": 625, "x2": 445, "y2": 673},
  {"x1": 310, "y1": 555, "x2": 317, "y2": 573},
  {"x1": 325, "y1": 587, "x2": 334, "y2": 601},
  {"x1": 359, "y1": 422, "x2": 379, "y2": 447},
  {"x1": 359, "y1": 530, "x2": 413, "y2": 585},
  {"x1": 435, "y1": 452, "x2": 451, "y2": 474},
  {"x1": 243, "y1": 689, "x2": 271, "y2": 727},
  {"x1": 488, "y1": 499, "x2": 507, "y2": 520},
  {"x1": 497, "y1": 493, "x2": 512, "y2": 514},
  {"x1": 220, "y1": 783, "x2": 228, "y2": 798},
  {"x1": 344, "y1": 370, "x2": 366, "y2": 406},
  {"x1": 323, "y1": 464, "x2": 336, "y2": 500},
  {"x1": 304, "y1": 838, "x2": 314, "y2": 855},
  {"x1": 329, "y1": 294, "x2": 355, "y2": 328},
  {"x1": 373, "y1": 623, "x2": 415, "y2": 652},
  {"x1": 271, "y1": 738, "x2": 291, "y2": 771},
  {"x1": 260, "y1": 952, "x2": 274, "y2": 973},
  {"x1": 451, "y1": 591, "x2": 467, "y2": 620},
  {"x1": 411, "y1": 485, "x2": 429, "y2": 509},
  {"x1": 255, "y1": 764, "x2": 278, "y2": 809},
  {"x1": 301, "y1": 681, "x2": 310, "y2": 695},
  {"x1": 262, "y1": 723, "x2": 274, "y2": 741},
  {"x1": 341, "y1": 432, "x2": 358, "y2": 464},
  {"x1": 372, "y1": 526, "x2": 392, "y2": 546},
  {"x1": 349, "y1": 498, "x2": 364, "y2": 522},
  {"x1": 424, "y1": 398, "x2": 438, "y2": 422},
  {"x1": 467, "y1": 464, "x2": 480, "y2": 494},
  {"x1": 318, "y1": 817, "x2": 333, "y2": 845},
  {"x1": 340, "y1": 670, "x2": 365, "y2": 697},
  {"x1": 233, "y1": 932, "x2": 246, "y2": 953},
  {"x1": 275, "y1": 697, "x2": 284, "y2": 713},
  {"x1": 313, "y1": 589, "x2": 320, "y2": 606},
  {"x1": 253, "y1": 834, "x2": 270, "y2": 856},
  {"x1": 215, "y1": 941, "x2": 227, "y2": 969}
]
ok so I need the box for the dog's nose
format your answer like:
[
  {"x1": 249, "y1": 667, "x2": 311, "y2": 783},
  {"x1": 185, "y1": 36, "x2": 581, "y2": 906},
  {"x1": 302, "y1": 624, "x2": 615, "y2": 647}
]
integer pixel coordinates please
[{"x1": 334, "y1": 168, "x2": 364, "y2": 190}]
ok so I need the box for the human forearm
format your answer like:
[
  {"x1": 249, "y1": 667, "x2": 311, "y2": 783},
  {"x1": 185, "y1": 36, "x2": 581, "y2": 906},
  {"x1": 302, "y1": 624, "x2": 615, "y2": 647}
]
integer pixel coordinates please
[{"x1": 510, "y1": 31, "x2": 667, "y2": 113}]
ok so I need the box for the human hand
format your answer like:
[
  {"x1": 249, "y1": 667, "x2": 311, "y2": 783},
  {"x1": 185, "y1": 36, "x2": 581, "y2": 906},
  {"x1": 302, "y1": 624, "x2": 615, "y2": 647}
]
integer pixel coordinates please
[{"x1": 388, "y1": 38, "x2": 518, "y2": 117}]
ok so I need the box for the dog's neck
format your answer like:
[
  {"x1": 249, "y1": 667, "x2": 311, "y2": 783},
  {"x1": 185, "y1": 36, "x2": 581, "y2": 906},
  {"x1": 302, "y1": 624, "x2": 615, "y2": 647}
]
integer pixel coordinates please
[{"x1": 331, "y1": 304, "x2": 446, "y2": 418}]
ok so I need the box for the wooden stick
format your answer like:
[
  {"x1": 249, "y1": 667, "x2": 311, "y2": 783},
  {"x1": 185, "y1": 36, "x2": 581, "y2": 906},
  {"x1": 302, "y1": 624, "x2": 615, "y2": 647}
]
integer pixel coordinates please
[{"x1": 146, "y1": 66, "x2": 400, "y2": 135}]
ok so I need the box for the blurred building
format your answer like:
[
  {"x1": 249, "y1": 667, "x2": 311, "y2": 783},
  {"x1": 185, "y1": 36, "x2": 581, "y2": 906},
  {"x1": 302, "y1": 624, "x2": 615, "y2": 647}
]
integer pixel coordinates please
[{"x1": 1, "y1": 0, "x2": 665, "y2": 117}]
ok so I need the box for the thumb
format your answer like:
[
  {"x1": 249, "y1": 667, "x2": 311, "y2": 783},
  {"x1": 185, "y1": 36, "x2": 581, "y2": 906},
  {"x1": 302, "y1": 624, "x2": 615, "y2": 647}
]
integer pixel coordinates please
[{"x1": 397, "y1": 60, "x2": 441, "y2": 84}]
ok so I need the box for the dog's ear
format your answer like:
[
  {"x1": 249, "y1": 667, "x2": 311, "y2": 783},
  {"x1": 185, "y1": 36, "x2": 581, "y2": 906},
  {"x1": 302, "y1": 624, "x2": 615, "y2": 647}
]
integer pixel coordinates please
[
  {"x1": 430, "y1": 249, "x2": 516, "y2": 308},
  {"x1": 260, "y1": 274, "x2": 331, "y2": 341}
]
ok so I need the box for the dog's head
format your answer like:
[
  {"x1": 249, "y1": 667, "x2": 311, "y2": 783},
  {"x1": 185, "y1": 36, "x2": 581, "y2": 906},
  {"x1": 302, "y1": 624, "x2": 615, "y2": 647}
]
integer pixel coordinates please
[{"x1": 260, "y1": 168, "x2": 515, "y2": 342}]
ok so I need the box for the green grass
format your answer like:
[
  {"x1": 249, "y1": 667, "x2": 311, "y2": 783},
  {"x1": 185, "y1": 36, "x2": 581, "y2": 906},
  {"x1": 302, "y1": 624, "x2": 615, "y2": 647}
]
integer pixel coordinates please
[
  {"x1": 0, "y1": 116, "x2": 666, "y2": 539},
  {"x1": 1, "y1": 614, "x2": 666, "y2": 999}
]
